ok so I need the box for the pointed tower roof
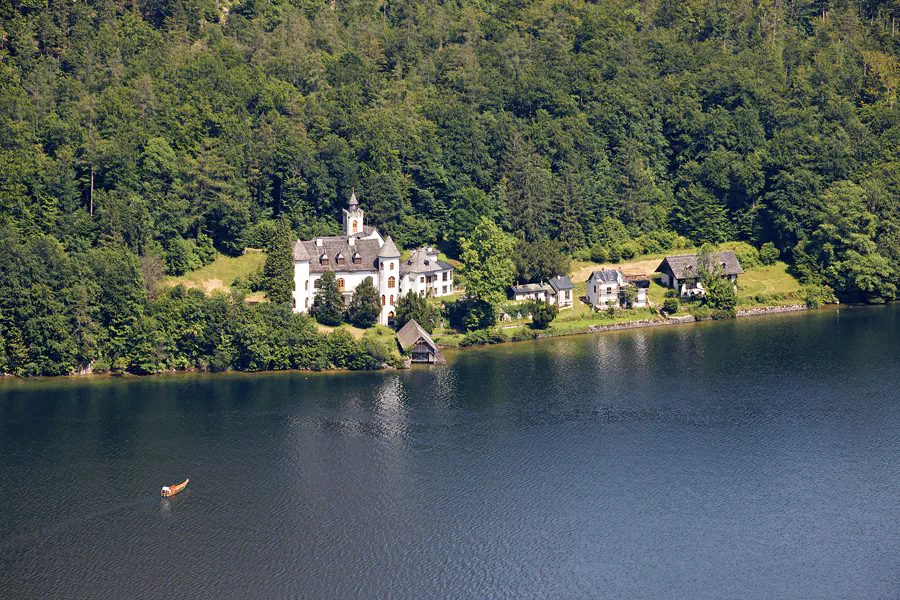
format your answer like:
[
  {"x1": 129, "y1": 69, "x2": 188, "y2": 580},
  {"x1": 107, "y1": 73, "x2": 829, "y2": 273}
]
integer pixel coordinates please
[
  {"x1": 377, "y1": 236, "x2": 401, "y2": 258},
  {"x1": 292, "y1": 240, "x2": 310, "y2": 261},
  {"x1": 348, "y1": 188, "x2": 358, "y2": 209}
]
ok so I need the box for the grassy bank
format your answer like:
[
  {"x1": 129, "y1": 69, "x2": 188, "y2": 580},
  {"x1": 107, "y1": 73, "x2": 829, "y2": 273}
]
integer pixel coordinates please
[{"x1": 167, "y1": 252, "x2": 266, "y2": 294}]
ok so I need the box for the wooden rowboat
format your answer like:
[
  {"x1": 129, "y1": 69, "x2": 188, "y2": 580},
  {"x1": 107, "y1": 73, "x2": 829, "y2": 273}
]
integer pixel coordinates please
[{"x1": 161, "y1": 479, "x2": 189, "y2": 497}]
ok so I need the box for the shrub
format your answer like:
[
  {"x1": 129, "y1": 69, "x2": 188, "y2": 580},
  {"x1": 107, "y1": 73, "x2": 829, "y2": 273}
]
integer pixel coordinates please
[
  {"x1": 446, "y1": 298, "x2": 496, "y2": 332},
  {"x1": 801, "y1": 284, "x2": 837, "y2": 309},
  {"x1": 759, "y1": 242, "x2": 780, "y2": 265},
  {"x1": 590, "y1": 243, "x2": 609, "y2": 263},
  {"x1": 165, "y1": 237, "x2": 201, "y2": 275},
  {"x1": 662, "y1": 298, "x2": 679, "y2": 315},
  {"x1": 528, "y1": 300, "x2": 558, "y2": 329},
  {"x1": 718, "y1": 241, "x2": 760, "y2": 270},
  {"x1": 459, "y1": 329, "x2": 508, "y2": 347},
  {"x1": 664, "y1": 288, "x2": 678, "y2": 299},
  {"x1": 509, "y1": 328, "x2": 538, "y2": 342},
  {"x1": 622, "y1": 284, "x2": 639, "y2": 308}
]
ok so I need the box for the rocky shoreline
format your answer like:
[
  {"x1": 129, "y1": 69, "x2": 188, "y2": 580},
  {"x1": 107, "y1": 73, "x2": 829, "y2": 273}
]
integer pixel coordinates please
[
  {"x1": 735, "y1": 304, "x2": 809, "y2": 317},
  {"x1": 573, "y1": 304, "x2": 809, "y2": 337}
]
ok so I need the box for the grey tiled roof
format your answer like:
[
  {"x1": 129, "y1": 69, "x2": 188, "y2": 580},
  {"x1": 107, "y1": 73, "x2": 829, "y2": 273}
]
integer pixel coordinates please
[
  {"x1": 548, "y1": 275, "x2": 574, "y2": 292},
  {"x1": 378, "y1": 236, "x2": 401, "y2": 258},
  {"x1": 656, "y1": 251, "x2": 744, "y2": 279},
  {"x1": 401, "y1": 250, "x2": 454, "y2": 275},
  {"x1": 292, "y1": 241, "x2": 310, "y2": 261},
  {"x1": 588, "y1": 269, "x2": 624, "y2": 284},
  {"x1": 296, "y1": 238, "x2": 382, "y2": 273}
]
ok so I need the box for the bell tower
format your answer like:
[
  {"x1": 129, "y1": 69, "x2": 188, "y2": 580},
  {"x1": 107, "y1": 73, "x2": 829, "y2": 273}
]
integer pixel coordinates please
[{"x1": 342, "y1": 189, "x2": 365, "y2": 237}]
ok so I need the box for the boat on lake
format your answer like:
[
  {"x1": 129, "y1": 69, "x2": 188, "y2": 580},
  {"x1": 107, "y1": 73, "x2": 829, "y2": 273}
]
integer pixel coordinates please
[{"x1": 161, "y1": 479, "x2": 189, "y2": 497}]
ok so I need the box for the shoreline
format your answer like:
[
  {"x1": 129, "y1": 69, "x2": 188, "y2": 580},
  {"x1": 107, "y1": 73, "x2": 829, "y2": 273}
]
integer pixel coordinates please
[
  {"x1": 0, "y1": 304, "x2": 824, "y2": 382},
  {"x1": 439, "y1": 303, "x2": 812, "y2": 349}
]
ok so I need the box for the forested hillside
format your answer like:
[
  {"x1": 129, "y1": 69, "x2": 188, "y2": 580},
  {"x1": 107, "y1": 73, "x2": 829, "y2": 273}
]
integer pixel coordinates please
[{"x1": 2, "y1": 0, "x2": 900, "y2": 375}]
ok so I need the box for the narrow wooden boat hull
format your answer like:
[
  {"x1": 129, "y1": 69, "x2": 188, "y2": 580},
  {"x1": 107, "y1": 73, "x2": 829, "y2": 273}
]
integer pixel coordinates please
[{"x1": 161, "y1": 478, "x2": 189, "y2": 497}]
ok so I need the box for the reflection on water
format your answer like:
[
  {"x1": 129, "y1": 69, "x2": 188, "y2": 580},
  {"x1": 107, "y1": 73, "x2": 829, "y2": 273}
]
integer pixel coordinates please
[{"x1": 1, "y1": 305, "x2": 900, "y2": 599}]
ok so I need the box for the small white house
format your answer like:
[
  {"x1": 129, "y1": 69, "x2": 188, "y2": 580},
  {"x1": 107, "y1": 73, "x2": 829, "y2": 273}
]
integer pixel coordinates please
[
  {"x1": 586, "y1": 269, "x2": 648, "y2": 309},
  {"x1": 509, "y1": 283, "x2": 549, "y2": 302},
  {"x1": 399, "y1": 247, "x2": 454, "y2": 299},
  {"x1": 546, "y1": 275, "x2": 575, "y2": 310}
]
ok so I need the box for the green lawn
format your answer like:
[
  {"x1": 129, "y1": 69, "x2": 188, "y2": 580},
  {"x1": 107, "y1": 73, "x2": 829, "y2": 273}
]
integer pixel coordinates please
[
  {"x1": 736, "y1": 262, "x2": 801, "y2": 302},
  {"x1": 167, "y1": 252, "x2": 266, "y2": 293}
]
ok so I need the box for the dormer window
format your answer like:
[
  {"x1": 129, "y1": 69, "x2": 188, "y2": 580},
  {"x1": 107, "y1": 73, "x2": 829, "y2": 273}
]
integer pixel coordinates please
[
  {"x1": 424, "y1": 260, "x2": 430, "y2": 266},
  {"x1": 320, "y1": 253, "x2": 328, "y2": 265},
  {"x1": 336, "y1": 253, "x2": 345, "y2": 266},
  {"x1": 352, "y1": 253, "x2": 361, "y2": 265}
]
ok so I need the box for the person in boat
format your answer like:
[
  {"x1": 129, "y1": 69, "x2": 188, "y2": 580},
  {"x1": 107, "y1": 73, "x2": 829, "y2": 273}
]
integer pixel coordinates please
[{"x1": 161, "y1": 486, "x2": 171, "y2": 497}]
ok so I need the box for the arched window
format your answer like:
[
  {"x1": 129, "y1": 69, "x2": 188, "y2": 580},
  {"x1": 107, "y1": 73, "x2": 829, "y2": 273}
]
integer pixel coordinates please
[
  {"x1": 388, "y1": 276, "x2": 395, "y2": 289},
  {"x1": 305, "y1": 298, "x2": 308, "y2": 308},
  {"x1": 352, "y1": 220, "x2": 358, "y2": 233},
  {"x1": 314, "y1": 279, "x2": 321, "y2": 289},
  {"x1": 388, "y1": 312, "x2": 394, "y2": 319},
  {"x1": 390, "y1": 262, "x2": 394, "y2": 270},
  {"x1": 337, "y1": 278, "x2": 345, "y2": 290},
  {"x1": 305, "y1": 281, "x2": 309, "y2": 291},
  {"x1": 381, "y1": 295, "x2": 386, "y2": 306},
  {"x1": 380, "y1": 262, "x2": 384, "y2": 271},
  {"x1": 390, "y1": 295, "x2": 394, "y2": 305}
]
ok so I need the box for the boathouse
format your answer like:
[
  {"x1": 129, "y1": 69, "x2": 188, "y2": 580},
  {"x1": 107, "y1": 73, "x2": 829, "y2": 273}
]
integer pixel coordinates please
[{"x1": 396, "y1": 320, "x2": 446, "y2": 364}]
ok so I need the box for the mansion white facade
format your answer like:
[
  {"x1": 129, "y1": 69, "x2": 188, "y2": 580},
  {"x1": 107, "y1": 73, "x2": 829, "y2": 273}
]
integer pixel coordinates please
[{"x1": 291, "y1": 194, "x2": 454, "y2": 325}]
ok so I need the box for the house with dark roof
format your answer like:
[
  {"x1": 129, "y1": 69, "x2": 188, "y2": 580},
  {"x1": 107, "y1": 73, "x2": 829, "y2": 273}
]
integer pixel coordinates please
[
  {"x1": 399, "y1": 247, "x2": 455, "y2": 299},
  {"x1": 508, "y1": 275, "x2": 575, "y2": 309},
  {"x1": 291, "y1": 192, "x2": 401, "y2": 326},
  {"x1": 655, "y1": 251, "x2": 744, "y2": 297},
  {"x1": 396, "y1": 320, "x2": 446, "y2": 364},
  {"x1": 509, "y1": 283, "x2": 550, "y2": 302},
  {"x1": 546, "y1": 275, "x2": 575, "y2": 309},
  {"x1": 586, "y1": 269, "x2": 649, "y2": 309}
]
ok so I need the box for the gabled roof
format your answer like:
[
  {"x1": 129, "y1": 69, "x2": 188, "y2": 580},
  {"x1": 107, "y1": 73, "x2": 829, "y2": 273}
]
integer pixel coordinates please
[
  {"x1": 588, "y1": 269, "x2": 625, "y2": 284},
  {"x1": 296, "y1": 237, "x2": 382, "y2": 273},
  {"x1": 401, "y1": 249, "x2": 454, "y2": 274},
  {"x1": 548, "y1": 275, "x2": 574, "y2": 292},
  {"x1": 396, "y1": 319, "x2": 438, "y2": 351},
  {"x1": 378, "y1": 236, "x2": 401, "y2": 258},
  {"x1": 656, "y1": 251, "x2": 744, "y2": 279}
]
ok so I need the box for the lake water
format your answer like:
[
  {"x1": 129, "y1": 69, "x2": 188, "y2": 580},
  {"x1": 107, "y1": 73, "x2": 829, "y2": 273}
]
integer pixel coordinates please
[{"x1": 2, "y1": 305, "x2": 900, "y2": 599}]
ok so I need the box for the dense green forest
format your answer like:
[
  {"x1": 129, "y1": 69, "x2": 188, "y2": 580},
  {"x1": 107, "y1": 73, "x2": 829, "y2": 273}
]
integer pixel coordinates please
[{"x1": 2, "y1": 0, "x2": 900, "y2": 375}]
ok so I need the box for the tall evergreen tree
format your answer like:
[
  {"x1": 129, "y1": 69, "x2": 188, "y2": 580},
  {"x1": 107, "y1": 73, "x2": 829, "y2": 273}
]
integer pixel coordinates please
[
  {"x1": 348, "y1": 277, "x2": 381, "y2": 327},
  {"x1": 261, "y1": 219, "x2": 294, "y2": 306},
  {"x1": 312, "y1": 271, "x2": 346, "y2": 326},
  {"x1": 394, "y1": 291, "x2": 438, "y2": 333},
  {"x1": 460, "y1": 217, "x2": 516, "y2": 306}
]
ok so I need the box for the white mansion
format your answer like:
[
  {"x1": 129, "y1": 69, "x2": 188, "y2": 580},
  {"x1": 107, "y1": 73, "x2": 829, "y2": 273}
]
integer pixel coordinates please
[{"x1": 291, "y1": 193, "x2": 454, "y2": 325}]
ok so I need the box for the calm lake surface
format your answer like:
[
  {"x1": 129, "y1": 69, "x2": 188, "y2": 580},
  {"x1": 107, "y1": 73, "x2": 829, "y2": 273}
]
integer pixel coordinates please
[{"x1": 2, "y1": 305, "x2": 900, "y2": 599}]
